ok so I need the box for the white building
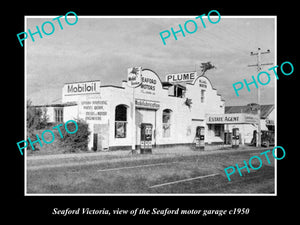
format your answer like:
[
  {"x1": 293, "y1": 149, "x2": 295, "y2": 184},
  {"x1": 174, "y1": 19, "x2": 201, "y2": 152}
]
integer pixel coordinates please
[{"x1": 35, "y1": 68, "x2": 273, "y2": 151}]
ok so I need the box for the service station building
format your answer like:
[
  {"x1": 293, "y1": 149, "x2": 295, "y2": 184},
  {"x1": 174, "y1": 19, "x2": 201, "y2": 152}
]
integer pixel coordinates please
[{"x1": 37, "y1": 68, "x2": 271, "y2": 151}]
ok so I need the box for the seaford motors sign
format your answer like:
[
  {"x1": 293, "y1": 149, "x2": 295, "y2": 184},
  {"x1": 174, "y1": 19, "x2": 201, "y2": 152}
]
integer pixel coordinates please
[
  {"x1": 206, "y1": 113, "x2": 259, "y2": 124},
  {"x1": 137, "y1": 70, "x2": 160, "y2": 95},
  {"x1": 63, "y1": 81, "x2": 101, "y2": 96},
  {"x1": 165, "y1": 71, "x2": 197, "y2": 83}
]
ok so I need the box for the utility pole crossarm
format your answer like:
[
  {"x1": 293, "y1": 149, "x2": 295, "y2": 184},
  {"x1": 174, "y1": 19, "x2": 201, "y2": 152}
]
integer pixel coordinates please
[
  {"x1": 248, "y1": 64, "x2": 258, "y2": 67},
  {"x1": 261, "y1": 63, "x2": 274, "y2": 66}
]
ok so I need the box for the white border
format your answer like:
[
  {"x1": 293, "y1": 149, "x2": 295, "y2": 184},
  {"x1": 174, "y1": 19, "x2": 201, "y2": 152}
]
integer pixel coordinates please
[{"x1": 24, "y1": 15, "x2": 277, "y2": 197}]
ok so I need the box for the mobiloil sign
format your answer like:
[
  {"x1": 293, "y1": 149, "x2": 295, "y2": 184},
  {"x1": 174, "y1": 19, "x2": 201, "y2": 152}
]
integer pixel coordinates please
[
  {"x1": 68, "y1": 83, "x2": 96, "y2": 93},
  {"x1": 62, "y1": 80, "x2": 101, "y2": 102},
  {"x1": 64, "y1": 81, "x2": 101, "y2": 96}
]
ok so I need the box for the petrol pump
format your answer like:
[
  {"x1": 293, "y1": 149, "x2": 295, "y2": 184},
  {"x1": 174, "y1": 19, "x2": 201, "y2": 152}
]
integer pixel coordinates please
[
  {"x1": 195, "y1": 126, "x2": 205, "y2": 150},
  {"x1": 140, "y1": 123, "x2": 153, "y2": 154},
  {"x1": 232, "y1": 128, "x2": 240, "y2": 148}
]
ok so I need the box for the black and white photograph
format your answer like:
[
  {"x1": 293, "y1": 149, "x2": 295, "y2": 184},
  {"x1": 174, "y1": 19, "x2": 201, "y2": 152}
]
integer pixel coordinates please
[
  {"x1": 24, "y1": 15, "x2": 276, "y2": 195},
  {"x1": 14, "y1": 5, "x2": 297, "y2": 221}
]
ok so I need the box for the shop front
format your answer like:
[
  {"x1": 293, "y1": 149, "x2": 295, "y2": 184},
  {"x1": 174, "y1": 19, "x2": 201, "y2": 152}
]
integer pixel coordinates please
[{"x1": 206, "y1": 113, "x2": 259, "y2": 145}]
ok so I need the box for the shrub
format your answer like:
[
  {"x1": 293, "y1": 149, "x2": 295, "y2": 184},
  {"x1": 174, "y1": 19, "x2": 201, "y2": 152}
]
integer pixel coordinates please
[{"x1": 58, "y1": 119, "x2": 90, "y2": 153}]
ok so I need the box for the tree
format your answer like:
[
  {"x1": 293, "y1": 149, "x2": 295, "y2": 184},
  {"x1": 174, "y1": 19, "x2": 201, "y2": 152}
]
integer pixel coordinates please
[
  {"x1": 27, "y1": 99, "x2": 48, "y2": 130},
  {"x1": 26, "y1": 99, "x2": 48, "y2": 150}
]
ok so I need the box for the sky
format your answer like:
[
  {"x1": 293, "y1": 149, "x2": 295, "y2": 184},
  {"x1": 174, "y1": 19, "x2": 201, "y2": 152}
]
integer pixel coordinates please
[{"x1": 26, "y1": 15, "x2": 276, "y2": 106}]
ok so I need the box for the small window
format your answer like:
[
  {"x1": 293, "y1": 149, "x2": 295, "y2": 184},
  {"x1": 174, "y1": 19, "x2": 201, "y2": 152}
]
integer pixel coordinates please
[
  {"x1": 174, "y1": 85, "x2": 185, "y2": 98},
  {"x1": 55, "y1": 108, "x2": 63, "y2": 122},
  {"x1": 115, "y1": 105, "x2": 127, "y2": 138},
  {"x1": 162, "y1": 109, "x2": 172, "y2": 138}
]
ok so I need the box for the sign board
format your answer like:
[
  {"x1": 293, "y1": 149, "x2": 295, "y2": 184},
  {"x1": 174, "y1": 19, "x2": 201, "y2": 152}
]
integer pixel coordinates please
[
  {"x1": 63, "y1": 80, "x2": 101, "y2": 96},
  {"x1": 165, "y1": 71, "x2": 197, "y2": 83},
  {"x1": 127, "y1": 67, "x2": 142, "y2": 88},
  {"x1": 79, "y1": 100, "x2": 108, "y2": 123},
  {"x1": 62, "y1": 80, "x2": 101, "y2": 103},
  {"x1": 244, "y1": 114, "x2": 260, "y2": 124},
  {"x1": 137, "y1": 69, "x2": 161, "y2": 95},
  {"x1": 206, "y1": 113, "x2": 259, "y2": 124},
  {"x1": 135, "y1": 98, "x2": 160, "y2": 110}
]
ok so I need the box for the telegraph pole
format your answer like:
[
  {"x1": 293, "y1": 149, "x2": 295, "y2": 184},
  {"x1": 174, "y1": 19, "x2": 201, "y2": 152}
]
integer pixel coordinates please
[{"x1": 248, "y1": 48, "x2": 272, "y2": 147}]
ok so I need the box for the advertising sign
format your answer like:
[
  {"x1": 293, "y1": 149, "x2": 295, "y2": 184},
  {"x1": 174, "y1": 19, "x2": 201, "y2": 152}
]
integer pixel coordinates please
[
  {"x1": 127, "y1": 67, "x2": 142, "y2": 88},
  {"x1": 198, "y1": 77, "x2": 208, "y2": 88},
  {"x1": 165, "y1": 71, "x2": 197, "y2": 83},
  {"x1": 137, "y1": 69, "x2": 160, "y2": 95},
  {"x1": 63, "y1": 80, "x2": 101, "y2": 96},
  {"x1": 135, "y1": 99, "x2": 160, "y2": 110},
  {"x1": 79, "y1": 100, "x2": 108, "y2": 123},
  {"x1": 206, "y1": 113, "x2": 259, "y2": 124},
  {"x1": 62, "y1": 80, "x2": 101, "y2": 103}
]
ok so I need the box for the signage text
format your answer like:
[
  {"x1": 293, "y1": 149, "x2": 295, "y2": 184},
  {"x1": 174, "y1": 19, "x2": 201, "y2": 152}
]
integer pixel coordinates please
[
  {"x1": 79, "y1": 100, "x2": 108, "y2": 122},
  {"x1": 166, "y1": 72, "x2": 196, "y2": 83},
  {"x1": 135, "y1": 99, "x2": 160, "y2": 110},
  {"x1": 64, "y1": 81, "x2": 101, "y2": 96}
]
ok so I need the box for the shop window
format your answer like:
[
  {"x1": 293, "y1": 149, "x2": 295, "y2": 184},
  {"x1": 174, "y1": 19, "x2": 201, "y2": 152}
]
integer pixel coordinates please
[
  {"x1": 115, "y1": 105, "x2": 127, "y2": 138},
  {"x1": 55, "y1": 108, "x2": 63, "y2": 122},
  {"x1": 201, "y1": 89, "x2": 205, "y2": 103},
  {"x1": 162, "y1": 109, "x2": 172, "y2": 137}
]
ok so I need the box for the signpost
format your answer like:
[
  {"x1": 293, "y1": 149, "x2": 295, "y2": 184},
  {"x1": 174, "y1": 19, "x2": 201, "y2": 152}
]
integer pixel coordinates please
[{"x1": 127, "y1": 67, "x2": 142, "y2": 154}]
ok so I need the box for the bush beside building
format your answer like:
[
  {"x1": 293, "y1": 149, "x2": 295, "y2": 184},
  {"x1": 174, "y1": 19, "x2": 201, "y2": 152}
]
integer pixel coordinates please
[{"x1": 27, "y1": 99, "x2": 90, "y2": 155}]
